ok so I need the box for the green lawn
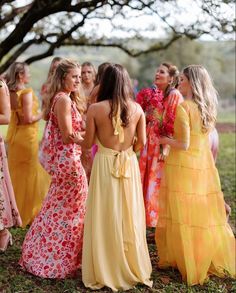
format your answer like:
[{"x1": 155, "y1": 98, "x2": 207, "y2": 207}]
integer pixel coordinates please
[
  {"x1": 0, "y1": 133, "x2": 235, "y2": 293},
  {"x1": 0, "y1": 121, "x2": 45, "y2": 140},
  {"x1": 217, "y1": 111, "x2": 235, "y2": 124}
]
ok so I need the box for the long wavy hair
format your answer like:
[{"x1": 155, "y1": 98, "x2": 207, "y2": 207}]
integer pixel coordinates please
[
  {"x1": 183, "y1": 65, "x2": 218, "y2": 132},
  {"x1": 95, "y1": 62, "x2": 111, "y2": 86},
  {"x1": 6, "y1": 62, "x2": 28, "y2": 91},
  {"x1": 96, "y1": 64, "x2": 134, "y2": 127},
  {"x1": 44, "y1": 59, "x2": 86, "y2": 120},
  {"x1": 161, "y1": 62, "x2": 180, "y2": 98},
  {"x1": 43, "y1": 57, "x2": 63, "y2": 87}
]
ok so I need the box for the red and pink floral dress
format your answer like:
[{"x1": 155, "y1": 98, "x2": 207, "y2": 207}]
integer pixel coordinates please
[
  {"x1": 136, "y1": 86, "x2": 182, "y2": 227},
  {"x1": 19, "y1": 92, "x2": 88, "y2": 278}
]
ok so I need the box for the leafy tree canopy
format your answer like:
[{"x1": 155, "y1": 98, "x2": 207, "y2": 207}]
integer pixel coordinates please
[{"x1": 0, "y1": 0, "x2": 235, "y2": 73}]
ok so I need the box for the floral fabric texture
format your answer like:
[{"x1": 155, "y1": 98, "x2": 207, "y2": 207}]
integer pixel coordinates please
[
  {"x1": 20, "y1": 93, "x2": 88, "y2": 279},
  {"x1": 0, "y1": 138, "x2": 22, "y2": 231},
  {"x1": 136, "y1": 86, "x2": 182, "y2": 227}
]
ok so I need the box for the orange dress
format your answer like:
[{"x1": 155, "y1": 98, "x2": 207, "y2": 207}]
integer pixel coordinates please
[
  {"x1": 6, "y1": 88, "x2": 50, "y2": 227},
  {"x1": 155, "y1": 100, "x2": 235, "y2": 285},
  {"x1": 137, "y1": 86, "x2": 182, "y2": 227}
]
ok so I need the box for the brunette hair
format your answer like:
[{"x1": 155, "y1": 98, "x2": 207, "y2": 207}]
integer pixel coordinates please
[
  {"x1": 95, "y1": 62, "x2": 111, "y2": 86},
  {"x1": 45, "y1": 57, "x2": 62, "y2": 82},
  {"x1": 183, "y1": 65, "x2": 218, "y2": 132},
  {"x1": 97, "y1": 64, "x2": 134, "y2": 127},
  {"x1": 161, "y1": 62, "x2": 179, "y2": 98}
]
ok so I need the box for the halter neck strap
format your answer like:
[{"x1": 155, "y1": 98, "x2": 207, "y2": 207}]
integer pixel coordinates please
[{"x1": 112, "y1": 104, "x2": 124, "y2": 143}]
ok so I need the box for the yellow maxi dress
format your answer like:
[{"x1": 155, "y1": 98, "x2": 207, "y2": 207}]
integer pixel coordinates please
[
  {"x1": 6, "y1": 88, "x2": 50, "y2": 227},
  {"x1": 82, "y1": 115, "x2": 152, "y2": 291},
  {"x1": 155, "y1": 100, "x2": 235, "y2": 285}
]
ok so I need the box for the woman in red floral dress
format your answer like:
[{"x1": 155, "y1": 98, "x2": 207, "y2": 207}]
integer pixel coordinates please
[
  {"x1": 19, "y1": 60, "x2": 88, "y2": 279},
  {"x1": 136, "y1": 63, "x2": 183, "y2": 228}
]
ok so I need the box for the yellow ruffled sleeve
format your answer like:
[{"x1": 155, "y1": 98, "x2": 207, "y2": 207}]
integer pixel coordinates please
[{"x1": 174, "y1": 102, "x2": 190, "y2": 145}]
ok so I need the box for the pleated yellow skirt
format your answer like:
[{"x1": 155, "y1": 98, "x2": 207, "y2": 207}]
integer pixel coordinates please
[{"x1": 155, "y1": 148, "x2": 235, "y2": 285}]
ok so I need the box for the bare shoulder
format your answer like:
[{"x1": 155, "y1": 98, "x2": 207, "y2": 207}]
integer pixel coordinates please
[
  {"x1": 21, "y1": 91, "x2": 33, "y2": 102},
  {"x1": 130, "y1": 100, "x2": 144, "y2": 117},
  {"x1": 169, "y1": 88, "x2": 183, "y2": 100},
  {"x1": 54, "y1": 94, "x2": 72, "y2": 115},
  {"x1": 55, "y1": 93, "x2": 71, "y2": 107},
  {"x1": 134, "y1": 101, "x2": 144, "y2": 112},
  {"x1": 90, "y1": 100, "x2": 109, "y2": 113}
]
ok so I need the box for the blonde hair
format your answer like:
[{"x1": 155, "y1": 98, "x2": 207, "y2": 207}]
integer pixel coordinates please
[
  {"x1": 81, "y1": 62, "x2": 96, "y2": 83},
  {"x1": 43, "y1": 59, "x2": 86, "y2": 120},
  {"x1": 6, "y1": 62, "x2": 28, "y2": 91},
  {"x1": 183, "y1": 65, "x2": 218, "y2": 132}
]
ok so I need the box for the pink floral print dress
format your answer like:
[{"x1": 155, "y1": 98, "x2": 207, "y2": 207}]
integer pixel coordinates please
[{"x1": 19, "y1": 92, "x2": 88, "y2": 279}]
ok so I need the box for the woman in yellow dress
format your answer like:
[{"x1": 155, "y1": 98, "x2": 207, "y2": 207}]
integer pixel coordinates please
[
  {"x1": 71, "y1": 64, "x2": 152, "y2": 291},
  {"x1": 6, "y1": 62, "x2": 50, "y2": 227},
  {"x1": 155, "y1": 65, "x2": 235, "y2": 285}
]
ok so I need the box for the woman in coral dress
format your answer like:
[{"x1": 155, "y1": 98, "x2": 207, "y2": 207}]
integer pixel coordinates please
[
  {"x1": 71, "y1": 64, "x2": 152, "y2": 291},
  {"x1": 0, "y1": 78, "x2": 22, "y2": 251},
  {"x1": 20, "y1": 59, "x2": 88, "y2": 279},
  {"x1": 5, "y1": 62, "x2": 50, "y2": 227},
  {"x1": 155, "y1": 65, "x2": 235, "y2": 285},
  {"x1": 136, "y1": 63, "x2": 183, "y2": 227}
]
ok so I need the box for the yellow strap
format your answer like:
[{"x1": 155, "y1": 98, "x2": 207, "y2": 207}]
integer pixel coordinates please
[{"x1": 112, "y1": 105, "x2": 124, "y2": 143}]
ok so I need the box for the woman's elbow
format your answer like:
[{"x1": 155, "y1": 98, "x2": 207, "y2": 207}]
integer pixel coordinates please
[
  {"x1": 23, "y1": 117, "x2": 33, "y2": 124},
  {"x1": 62, "y1": 137, "x2": 72, "y2": 144},
  {"x1": 2, "y1": 115, "x2": 10, "y2": 124},
  {"x1": 134, "y1": 140, "x2": 146, "y2": 152},
  {"x1": 182, "y1": 142, "x2": 190, "y2": 151}
]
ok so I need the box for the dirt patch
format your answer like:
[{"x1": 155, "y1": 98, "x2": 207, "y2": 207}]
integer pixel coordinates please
[{"x1": 216, "y1": 123, "x2": 235, "y2": 133}]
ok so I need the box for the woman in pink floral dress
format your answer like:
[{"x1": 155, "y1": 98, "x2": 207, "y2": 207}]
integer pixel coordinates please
[
  {"x1": 0, "y1": 78, "x2": 22, "y2": 251},
  {"x1": 19, "y1": 60, "x2": 88, "y2": 278},
  {"x1": 136, "y1": 63, "x2": 183, "y2": 228}
]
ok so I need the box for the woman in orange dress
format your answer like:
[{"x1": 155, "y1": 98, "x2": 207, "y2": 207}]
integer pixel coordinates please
[
  {"x1": 136, "y1": 62, "x2": 183, "y2": 227},
  {"x1": 155, "y1": 65, "x2": 235, "y2": 285},
  {"x1": 0, "y1": 78, "x2": 22, "y2": 251},
  {"x1": 5, "y1": 62, "x2": 50, "y2": 227}
]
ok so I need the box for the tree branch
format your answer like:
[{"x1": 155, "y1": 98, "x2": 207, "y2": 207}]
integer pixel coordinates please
[
  {"x1": 0, "y1": 0, "x2": 104, "y2": 61},
  {"x1": 0, "y1": 3, "x2": 32, "y2": 29}
]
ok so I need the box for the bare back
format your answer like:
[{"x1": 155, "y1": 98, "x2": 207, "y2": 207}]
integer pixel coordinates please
[{"x1": 92, "y1": 100, "x2": 145, "y2": 151}]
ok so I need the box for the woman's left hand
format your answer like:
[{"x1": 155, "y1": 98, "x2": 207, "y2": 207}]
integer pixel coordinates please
[
  {"x1": 69, "y1": 132, "x2": 84, "y2": 144},
  {"x1": 158, "y1": 136, "x2": 170, "y2": 145},
  {"x1": 158, "y1": 144, "x2": 170, "y2": 161}
]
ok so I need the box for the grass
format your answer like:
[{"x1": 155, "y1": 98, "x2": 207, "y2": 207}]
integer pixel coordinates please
[
  {"x1": 217, "y1": 111, "x2": 235, "y2": 124},
  {"x1": 217, "y1": 133, "x2": 236, "y2": 229},
  {"x1": 0, "y1": 133, "x2": 235, "y2": 293}
]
